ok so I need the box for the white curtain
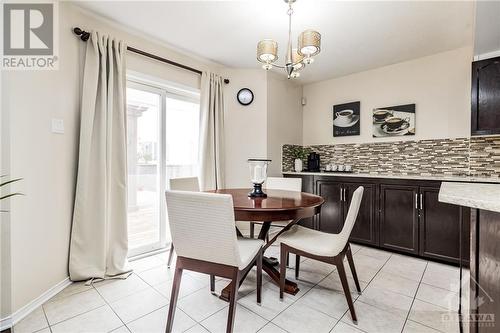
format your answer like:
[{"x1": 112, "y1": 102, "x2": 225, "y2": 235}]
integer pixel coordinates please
[
  {"x1": 199, "y1": 72, "x2": 226, "y2": 190},
  {"x1": 69, "y1": 31, "x2": 130, "y2": 281}
]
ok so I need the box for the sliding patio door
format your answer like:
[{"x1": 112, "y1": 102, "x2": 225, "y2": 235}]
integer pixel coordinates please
[{"x1": 126, "y1": 79, "x2": 200, "y2": 256}]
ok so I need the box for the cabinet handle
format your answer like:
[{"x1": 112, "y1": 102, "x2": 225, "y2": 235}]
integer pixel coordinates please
[
  {"x1": 415, "y1": 193, "x2": 418, "y2": 209},
  {"x1": 420, "y1": 193, "x2": 423, "y2": 210},
  {"x1": 344, "y1": 188, "x2": 347, "y2": 202},
  {"x1": 340, "y1": 188, "x2": 343, "y2": 202}
]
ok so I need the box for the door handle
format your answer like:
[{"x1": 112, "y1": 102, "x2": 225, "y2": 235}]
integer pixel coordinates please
[
  {"x1": 420, "y1": 193, "x2": 423, "y2": 210},
  {"x1": 415, "y1": 193, "x2": 418, "y2": 209},
  {"x1": 340, "y1": 188, "x2": 343, "y2": 202},
  {"x1": 343, "y1": 188, "x2": 347, "y2": 202}
]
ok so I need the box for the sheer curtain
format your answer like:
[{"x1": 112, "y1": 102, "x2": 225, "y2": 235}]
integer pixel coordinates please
[
  {"x1": 69, "y1": 31, "x2": 130, "y2": 281},
  {"x1": 199, "y1": 72, "x2": 226, "y2": 190}
]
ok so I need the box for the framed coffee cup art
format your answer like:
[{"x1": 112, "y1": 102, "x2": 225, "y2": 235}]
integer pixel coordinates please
[
  {"x1": 333, "y1": 101, "x2": 360, "y2": 137},
  {"x1": 373, "y1": 104, "x2": 416, "y2": 137}
]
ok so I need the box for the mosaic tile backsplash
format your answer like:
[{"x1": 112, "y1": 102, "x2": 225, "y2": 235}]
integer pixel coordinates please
[{"x1": 282, "y1": 135, "x2": 500, "y2": 178}]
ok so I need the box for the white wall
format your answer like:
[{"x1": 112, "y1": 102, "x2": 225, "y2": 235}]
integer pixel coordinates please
[
  {"x1": 2, "y1": 2, "x2": 220, "y2": 317},
  {"x1": 267, "y1": 73, "x2": 303, "y2": 176},
  {"x1": 302, "y1": 47, "x2": 473, "y2": 145}
]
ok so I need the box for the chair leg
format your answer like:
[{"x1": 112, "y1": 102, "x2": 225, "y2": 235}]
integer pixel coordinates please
[
  {"x1": 286, "y1": 253, "x2": 289, "y2": 267},
  {"x1": 165, "y1": 259, "x2": 183, "y2": 333},
  {"x1": 279, "y1": 244, "x2": 287, "y2": 300},
  {"x1": 167, "y1": 243, "x2": 175, "y2": 268},
  {"x1": 256, "y1": 248, "x2": 262, "y2": 304},
  {"x1": 226, "y1": 269, "x2": 239, "y2": 333},
  {"x1": 210, "y1": 274, "x2": 216, "y2": 294},
  {"x1": 346, "y1": 244, "x2": 361, "y2": 294},
  {"x1": 295, "y1": 254, "x2": 300, "y2": 279},
  {"x1": 336, "y1": 257, "x2": 357, "y2": 323},
  {"x1": 250, "y1": 222, "x2": 255, "y2": 238}
]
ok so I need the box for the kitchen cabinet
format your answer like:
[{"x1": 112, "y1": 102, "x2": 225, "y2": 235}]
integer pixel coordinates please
[
  {"x1": 379, "y1": 184, "x2": 419, "y2": 255},
  {"x1": 344, "y1": 182, "x2": 377, "y2": 246},
  {"x1": 315, "y1": 179, "x2": 344, "y2": 233},
  {"x1": 471, "y1": 56, "x2": 500, "y2": 135},
  {"x1": 294, "y1": 175, "x2": 315, "y2": 229}
]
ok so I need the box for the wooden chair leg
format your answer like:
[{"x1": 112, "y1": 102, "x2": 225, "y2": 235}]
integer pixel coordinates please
[
  {"x1": 226, "y1": 269, "x2": 239, "y2": 333},
  {"x1": 256, "y1": 248, "x2": 262, "y2": 304},
  {"x1": 167, "y1": 243, "x2": 175, "y2": 268},
  {"x1": 336, "y1": 257, "x2": 357, "y2": 323},
  {"x1": 210, "y1": 274, "x2": 216, "y2": 294},
  {"x1": 346, "y1": 244, "x2": 361, "y2": 294},
  {"x1": 165, "y1": 260, "x2": 183, "y2": 333},
  {"x1": 250, "y1": 222, "x2": 255, "y2": 238},
  {"x1": 279, "y1": 244, "x2": 287, "y2": 300},
  {"x1": 295, "y1": 254, "x2": 300, "y2": 279}
]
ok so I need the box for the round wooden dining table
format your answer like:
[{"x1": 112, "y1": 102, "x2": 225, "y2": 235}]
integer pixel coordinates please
[{"x1": 208, "y1": 188, "x2": 325, "y2": 302}]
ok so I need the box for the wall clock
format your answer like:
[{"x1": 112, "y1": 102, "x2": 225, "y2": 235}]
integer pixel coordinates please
[{"x1": 237, "y1": 88, "x2": 254, "y2": 106}]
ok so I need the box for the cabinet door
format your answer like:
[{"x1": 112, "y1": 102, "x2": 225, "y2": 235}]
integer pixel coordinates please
[
  {"x1": 283, "y1": 175, "x2": 315, "y2": 229},
  {"x1": 344, "y1": 182, "x2": 378, "y2": 246},
  {"x1": 315, "y1": 179, "x2": 344, "y2": 233},
  {"x1": 472, "y1": 57, "x2": 500, "y2": 135},
  {"x1": 419, "y1": 186, "x2": 469, "y2": 264},
  {"x1": 380, "y1": 184, "x2": 419, "y2": 254}
]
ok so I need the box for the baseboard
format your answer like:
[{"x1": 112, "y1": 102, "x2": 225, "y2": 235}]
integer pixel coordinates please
[{"x1": 0, "y1": 277, "x2": 71, "y2": 330}]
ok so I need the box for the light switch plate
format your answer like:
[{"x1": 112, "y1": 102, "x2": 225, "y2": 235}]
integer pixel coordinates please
[{"x1": 51, "y1": 118, "x2": 64, "y2": 134}]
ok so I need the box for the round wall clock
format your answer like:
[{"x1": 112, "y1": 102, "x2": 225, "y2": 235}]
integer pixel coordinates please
[{"x1": 237, "y1": 88, "x2": 254, "y2": 106}]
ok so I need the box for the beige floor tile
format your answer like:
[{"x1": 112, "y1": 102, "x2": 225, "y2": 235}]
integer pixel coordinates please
[
  {"x1": 356, "y1": 247, "x2": 392, "y2": 261},
  {"x1": 257, "y1": 322, "x2": 288, "y2": 333},
  {"x1": 177, "y1": 288, "x2": 228, "y2": 322},
  {"x1": 237, "y1": 283, "x2": 295, "y2": 321},
  {"x1": 331, "y1": 321, "x2": 365, "y2": 333},
  {"x1": 127, "y1": 306, "x2": 196, "y2": 333},
  {"x1": 296, "y1": 286, "x2": 349, "y2": 319},
  {"x1": 341, "y1": 300, "x2": 406, "y2": 333},
  {"x1": 272, "y1": 302, "x2": 337, "y2": 333},
  {"x1": 13, "y1": 306, "x2": 48, "y2": 333},
  {"x1": 184, "y1": 324, "x2": 210, "y2": 333},
  {"x1": 43, "y1": 289, "x2": 105, "y2": 325},
  {"x1": 403, "y1": 320, "x2": 441, "y2": 333},
  {"x1": 370, "y1": 271, "x2": 419, "y2": 297},
  {"x1": 408, "y1": 299, "x2": 460, "y2": 333},
  {"x1": 137, "y1": 265, "x2": 174, "y2": 286},
  {"x1": 381, "y1": 255, "x2": 427, "y2": 282},
  {"x1": 358, "y1": 285, "x2": 413, "y2": 318},
  {"x1": 422, "y1": 263, "x2": 460, "y2": 292},
  {"x1": 201, "y1": 304, "x2": 267, "y2": 333},
  {"x1": 110, "y1": 288, "x2": 168, "y2": 323},
  {"x1": 153, "y1": 273, "x2": 208, "y2": 300},
  {"x1": 416, "y1": 283, "x2": 459, "y2": 311},
  {"x1": 129, "y1": 256, "x2": 164, "y2": 273},
  {"x1": 50, "y1": 305, "x2": 122, "y2": 333},
  {"x1": 110, "y1": 326, "x2": 131, "y2": 333},
  {"x1": 318, "y1": 272, "x2": 368, "y2": 296},
  {"x1": 51, "y1": 282, "x2": 93, "y2": 301},
  {"x1": 95, "y1": 274, "x2": 150, "y2": 303}
]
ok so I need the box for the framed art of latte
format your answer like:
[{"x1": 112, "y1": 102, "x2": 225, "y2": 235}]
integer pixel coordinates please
[
  {"x1": 333, "y1": 101, "x2": 360, "y2": 137},
  {"x1": 372, "y1": 104, "x2": 415, "y2": 137}
]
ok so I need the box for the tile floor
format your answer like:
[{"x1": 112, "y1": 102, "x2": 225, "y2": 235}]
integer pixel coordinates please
[{"x1": 14, "y1": 244, "x2": 467, "y2": 333}]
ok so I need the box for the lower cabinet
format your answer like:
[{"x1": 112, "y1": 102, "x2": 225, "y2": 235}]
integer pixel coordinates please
[{"x1": 284, "y1": 173, "x2": 470, "y2": 265}]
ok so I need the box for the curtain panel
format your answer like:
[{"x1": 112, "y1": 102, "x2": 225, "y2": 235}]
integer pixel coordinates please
[
  {"x1": 69, "y1": 31, "x2": 130, "y2": 281},
  {"x1": 199, "y1": 72, "x2": 226, "y2": 191}
]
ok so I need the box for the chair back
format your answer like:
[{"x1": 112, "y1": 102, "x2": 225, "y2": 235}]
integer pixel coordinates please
[
  {"x1": 165, "y1": 191, "x2": 241, "y2": 267},
  {"x1": 338, "y1": 186, "x2": 364, "y2": 247},
  {"x1": 266, "y1": 177, "x2": 302, "y2": 192},
  {"x1": 169, "y1": 177, "x2": 200, "y2": 192}
]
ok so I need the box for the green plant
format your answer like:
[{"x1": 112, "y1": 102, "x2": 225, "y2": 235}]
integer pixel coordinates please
[
  {"x1": 290, "y1": 146, "x2": 310, "y2": 160},
  {"x1": 0, "y1": 175, "x2": 23, "y2": 202}
]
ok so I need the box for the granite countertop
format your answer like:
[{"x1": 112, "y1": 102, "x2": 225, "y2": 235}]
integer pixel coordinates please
[
  {"x1": 282, "y1": 171, "x2": 500, "y2": 184},
  {"x1": 439, "y1": 182, "x2": 500, "y2": 213}
]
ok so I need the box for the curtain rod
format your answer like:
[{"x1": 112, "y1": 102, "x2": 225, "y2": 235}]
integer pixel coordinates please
[{"x1": 73, "y1": 27, "x2": 230, "y2": 84}]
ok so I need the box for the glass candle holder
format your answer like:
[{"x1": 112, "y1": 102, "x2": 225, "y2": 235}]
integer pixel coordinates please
[{"x1": 247, "y1": 159, "x2": 271, "y2": 197}]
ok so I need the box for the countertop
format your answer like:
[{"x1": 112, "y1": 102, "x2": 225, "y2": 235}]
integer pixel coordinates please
[
  {"x1": 282, "y1": 171, "x2": 500, "y2": 183},
  {"x1": 439, "y1": 182, "x2": 500, "y2": 213}
]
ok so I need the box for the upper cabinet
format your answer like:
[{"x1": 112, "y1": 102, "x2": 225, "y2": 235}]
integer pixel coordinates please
[
  {"x1": 471, "y1": 57, "x2": 500, "y2": 135},
  {"x1": 471, "y1": 1, "x2": 500, "y2": 136}
]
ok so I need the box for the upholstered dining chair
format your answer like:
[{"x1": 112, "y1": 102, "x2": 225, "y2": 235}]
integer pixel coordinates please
[
  {"x1": 249, "y1": 177, "x2": 302, "y2": 240},
  {"x1": 165, "y1": 191, "x2": 263, "y2": 333},
  {"x1": 277, "y1": 186, "x2": 364, "y2": 323},
  {"x1": 167, "y1": 177, "x2": 200, "y2": 268}
]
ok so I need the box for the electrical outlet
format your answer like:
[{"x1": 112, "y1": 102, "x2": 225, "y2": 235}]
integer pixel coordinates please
[{"x1": 51, "y1": 118, "x2": 64, "y2": 134}]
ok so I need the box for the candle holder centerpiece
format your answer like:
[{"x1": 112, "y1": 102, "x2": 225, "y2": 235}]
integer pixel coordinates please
[{"x1": 247, "y1": 159, "x2": 271, "y2": 198}]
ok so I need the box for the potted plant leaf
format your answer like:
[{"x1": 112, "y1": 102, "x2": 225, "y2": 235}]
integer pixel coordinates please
[{"x1": 290, "y1": 146, "x2": 310, "y2": 172}]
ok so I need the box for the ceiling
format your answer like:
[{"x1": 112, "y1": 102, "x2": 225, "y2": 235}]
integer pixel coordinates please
[{"x1": 76, "y1": 0, "x2": 474, "y2": 84}]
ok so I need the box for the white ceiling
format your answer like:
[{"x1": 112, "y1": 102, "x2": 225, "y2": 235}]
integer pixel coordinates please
[{"x1": 76, "y1": 0, "x2": 474, "y2": 83}]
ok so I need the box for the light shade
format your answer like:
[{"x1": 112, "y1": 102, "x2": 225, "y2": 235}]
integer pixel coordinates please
[
  {"x1": 292, "y1": 49, "x2": 305, "y2": 70},
  {"x1": 257, "y1": 39, "x2": 278, "y2": 63},
  {"x1": 298, "y1": 30, "x2": 321, "y2": 56}
]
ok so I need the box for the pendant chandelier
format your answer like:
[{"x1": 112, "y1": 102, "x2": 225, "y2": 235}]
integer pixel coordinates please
[{"x1": 257, "y1": 0, "x2": 321, "y2": 79}]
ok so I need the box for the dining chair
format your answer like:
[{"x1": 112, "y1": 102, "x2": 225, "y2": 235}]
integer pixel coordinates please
[
  {"x1": 277, "y1": 186, "x2": 364, "y2": 323},
  {"x1": 249, "y1": 177, "x2": 302, "y2": 240},
  {"x1": 165, "y1": 191, "x2": 263, "y2": 333},
  {"x1": 167, "y1": 177, "x2": 200, "y2": 268}
]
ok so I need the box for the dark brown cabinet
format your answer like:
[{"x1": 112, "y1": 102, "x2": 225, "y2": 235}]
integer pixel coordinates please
[
  {"x1": 471, "y1": 56, "x2": 500, "y2": 135},
  {"x1": 315, "y1": 179, "x2": 344, "y2": 233},
  {"x1": 294, "y1": 175, "x2": 315, "y2": 229},
  {"x1": 344, "y1": 182, "x2": 377, "y2": 246},
  {"x1": 379, "y1": 184, "x2": 419, "y2": 255}
]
